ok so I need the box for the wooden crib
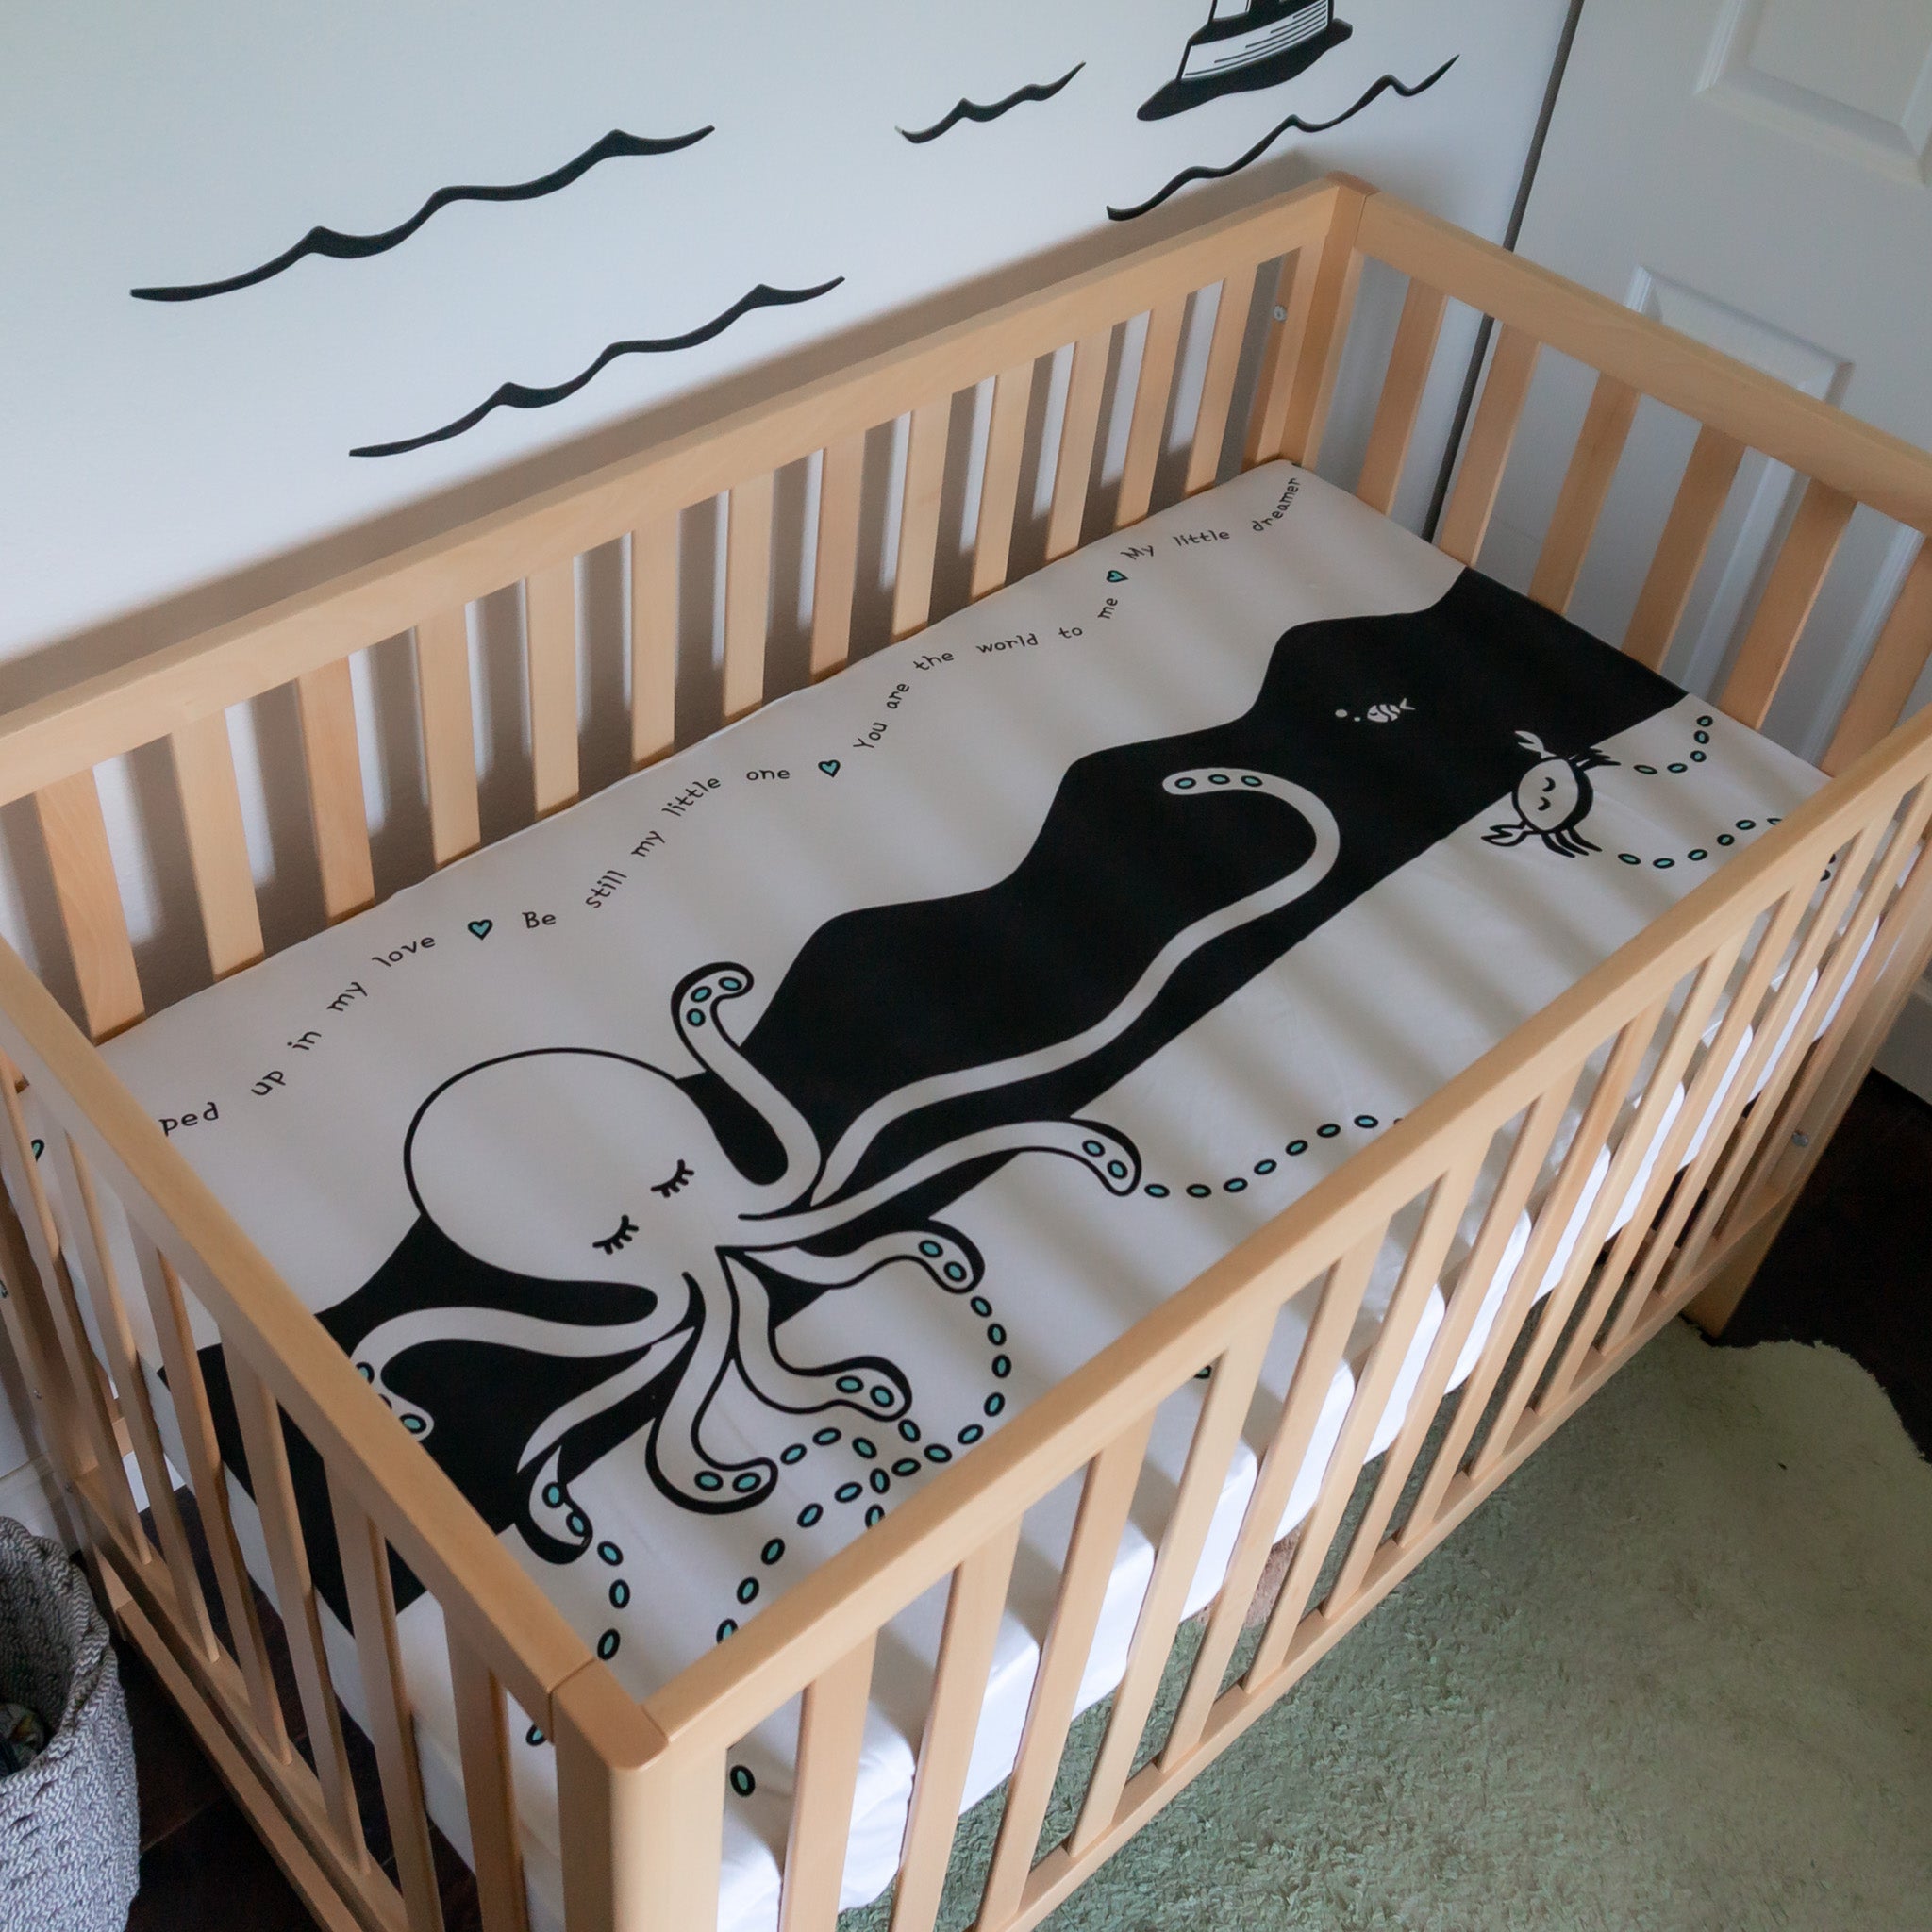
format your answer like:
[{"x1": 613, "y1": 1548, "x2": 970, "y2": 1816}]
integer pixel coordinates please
[{"x1": 1, "y1": 173, "x2": 1929, "y2": 1932}]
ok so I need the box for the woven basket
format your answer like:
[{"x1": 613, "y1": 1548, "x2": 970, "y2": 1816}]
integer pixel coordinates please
[{"x1": 0, "y1": 1519, "x2": 137, "y2": 1930}]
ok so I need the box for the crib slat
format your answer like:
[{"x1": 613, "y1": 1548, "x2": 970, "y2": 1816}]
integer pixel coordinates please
[
  {"x1": 977, "y1": 1410, "x2": 1156, "y2": 1930},
  {"x1": 1117, "y1": 298, "x2": 1186, "y2": 529},
  {"x1": 52, "y1": 1136, "x2": 220, "y2": 1659},
  {"x1": 970, "y1": 363, "x2": 1034, "y2": 601},
  {"x1": 1622, "y1": 425, "x2": 1746, "y2": 671},
  {"x1": 413, "y1": 608, "x2": 481, "y2": 865},
  {"x1": 1474, "y1": 958, "x2": 1740, "y2": 1479},
  {"x1": 779, "y1": 1633, "x2": 876, "y2": 1932},
  {"x1": 226, "y1": 1349, "x2": 367, "y2": 1861},
  {"x1": 1045, "y1": 330, "x2": 1111, "y2": 563},
  {"x1": 1542, "y1": 890, "x2": 1812, "y2": 1405},
  {"x1": 1719, "y1": 478, "x2": 1857, "y2": 728},
  {"x1": 1280, "y1": 190, "x2": 1368, "y2": 470},
  {"x1": 449, "y1": 1637, "x2": 531, "y2": 1932},
  {"x1": 892, "y1": 401, "x2": 952, "y2": 640},
  {"x1": 1254, "y1": 1170, "x2": 1483, "y2": 1676},
  {"x1": 1183, "y1": 269, "x2": 1257, "y2": 496},
  {"x1": 0, "y1": 1077, "x2": 145, "y2": 1557},
  {"x1": 525, "y1": 558, "x2": 580, "y2": 815},
  {"x1": 724, "y1": 473, "x2": 774, "y2": 721},
  {"x1": 294, "y1": 659, "x2": 376, "y2": 921},
  {"x1": 1399, "y1": 1070, "x2": 1585, "y2": 1538},
  {"x1": 1528, "y1": 373, "x2": 1640, "y2": 614},
  {"x1": 328, "y1": 1475, "x2": 445, "y2": 1932},
  {"x1": 890, "y1": 1522, "x2": 1021, "y2": 1932},
  {"x1": 34, "y1": 771, "x2": 143, "y2": 1039},
  {"x1": 1241, "y1": 251, "x2": 1307, "y2": 468},
  {"x1": 1327, "y1": 1105, "x2": 1568, "y2": 1606},
  {"x1": 810, "y1": 436, "x2": 865, "y2": 675},
  {"x1": 1161, "y1": 1228, "x2": 1393, "y2": 1764},
  {"x1": 133, "y1": 1239, "x2": 291, "y2": 1757},
  {"x1": 1069, "y1": 1307, "x2": 1274, "y2": 1856},
  {"x1": 1435, "y1": 325, "x2": 1541, "y2": 567},
  {"x1": 1355, "y1": 279, "x2": 1449, "y2": 515},
  {"x1": 1823, "y1": 537, "x2": 1932, "y2": 774},
  {"x1": 171, "y1": 710, "x2": 264, "y2": 976},
  {"x1": 630, "y1": 515, "x2": 680, "y2": 763}
]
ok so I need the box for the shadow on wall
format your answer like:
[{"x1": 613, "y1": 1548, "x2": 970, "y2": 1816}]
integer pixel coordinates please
[{"x1": 1, "y1": 153, "x2": 1333, "y2": 1028}]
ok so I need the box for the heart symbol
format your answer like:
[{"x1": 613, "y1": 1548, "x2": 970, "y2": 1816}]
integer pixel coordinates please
[
  {"x1": 1106, "y1": 570, "x2": 1126, "y2": 583},
  {"x1": 29, "y1": 1140, "x2": 44, "y2": 1161},
  {"x1": 818, "y1": 760, "x2": 841, "y2": 777},
  {"x1": 467, "y1": 919, "x2": 493, "y2": 940}
]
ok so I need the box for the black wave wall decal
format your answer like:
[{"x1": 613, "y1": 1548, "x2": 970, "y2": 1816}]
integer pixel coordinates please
[
  {"x1": 130, "y1": 126, "x2": 714, "y2": 303},
  {"x1": 1107, "y1": 58, "x2": 1458, "y2": 222},
  {"x1": 350, "y1": 278, "x2": 845, "y2": 458},
  {"x1": 898, "y1": 63, "x2": 1085, "y2": 143}
]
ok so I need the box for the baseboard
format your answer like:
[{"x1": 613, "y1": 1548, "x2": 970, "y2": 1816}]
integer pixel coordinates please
[
  {"x1": 0, "y1": 1454, "x2": 68, "y2": 1546},
  {"x1": 1874, "y1": 972, "x2": 1932, "y2": 1105}
]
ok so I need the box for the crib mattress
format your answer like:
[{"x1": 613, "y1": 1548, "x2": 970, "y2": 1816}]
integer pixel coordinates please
[{"x1": 93, "y1": 461, "x2": 1824, "y2": 1927}]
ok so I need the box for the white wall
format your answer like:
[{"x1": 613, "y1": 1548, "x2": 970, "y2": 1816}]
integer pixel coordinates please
[{"x1": 0, "y1": 1, "x2": 1573, "y2": 1508}]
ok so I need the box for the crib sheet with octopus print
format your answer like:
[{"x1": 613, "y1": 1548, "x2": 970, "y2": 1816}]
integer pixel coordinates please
[{"x1": 92, "y1": 460, "x2": 1823, "y2": 1928}]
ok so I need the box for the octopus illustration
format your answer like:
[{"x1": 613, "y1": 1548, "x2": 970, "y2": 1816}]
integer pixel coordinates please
[
  {"x1": 344, "y1": 768, "x2": 1340, "y2": 1547},
  {"x1": 1483, "y1": 729, "x2": 1618, "y2": 858}
]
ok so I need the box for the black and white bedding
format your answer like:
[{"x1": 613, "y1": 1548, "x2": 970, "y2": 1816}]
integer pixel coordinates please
[{"x1": 91, "y1": 462, "x2": 1824, "y2": 1926}]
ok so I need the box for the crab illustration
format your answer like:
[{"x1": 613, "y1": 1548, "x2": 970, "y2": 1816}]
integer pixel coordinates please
[
  {"x1": 1482, "y1": 729, "x2": 1617, "y2": 858},
  {"x1": 344, "y1": 767, "x2": 1339, "y2": 1545}
]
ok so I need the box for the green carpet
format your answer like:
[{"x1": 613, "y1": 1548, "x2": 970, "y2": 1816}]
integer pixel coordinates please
[{"x1": 852, "y1": 1321, "x2": 1932, "y2": 1930}]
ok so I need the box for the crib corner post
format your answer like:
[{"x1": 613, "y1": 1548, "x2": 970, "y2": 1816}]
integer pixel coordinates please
[{"x1": 552, "y1": 1665, "x2": 722, "y2": 1932}]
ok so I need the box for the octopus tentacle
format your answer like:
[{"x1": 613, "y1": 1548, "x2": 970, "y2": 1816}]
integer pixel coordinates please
[
  {"x1": 645, "y1": 1268, "x2": 777, "y2": 1509},
  {"x1": 674, "y1": 964, "x2": 820, "y2": 1204},
  {"x1": 757, "y1": 1117, "x2": 1140, "y2": 1243},
  {"x1": 744, "y1": 1224, "x2": 983, "y2": 1293},
  {"x1": 726, "y1": 1258, "x2": 910, "y2": 1420},
  {"x1": 812, "y1": 769, "x2": 1339, "y2": 1202}
]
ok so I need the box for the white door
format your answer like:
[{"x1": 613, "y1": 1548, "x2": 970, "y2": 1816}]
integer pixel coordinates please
[{"x1": 1477, "y1": 0, "x2": 1932, "y2": 1096}]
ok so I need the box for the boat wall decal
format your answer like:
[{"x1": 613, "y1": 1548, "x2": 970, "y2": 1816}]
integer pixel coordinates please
[{"x1": 1140, "y1": 0, "x2": 1353, "y2": 121}]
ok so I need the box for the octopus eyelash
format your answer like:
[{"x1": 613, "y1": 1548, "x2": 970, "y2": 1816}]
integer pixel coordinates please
[
  {"x1": 651, "y1": 1159, "x2": 694, "y2": 1199},
  {"x1": 593, "y1": 1213, "x2": 638, "y2": 1255}
]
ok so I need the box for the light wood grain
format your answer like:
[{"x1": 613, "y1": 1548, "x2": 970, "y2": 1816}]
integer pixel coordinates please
[
  {"x1": 629, "y1": 516, "x2": 680, "y2": 762},
  {"x1": 724, "y1": 474, "x2": 774, "y2": 721},
  {"x1": 892, "y1": 401, "x2": 952, "y2": 639},
  {"x1": 970, "y1": 364, "x2": 1034, "y2": 599},
  {"x1": 1528, "y1": 372, "x2": 1640, "y2": 613},
  {"x1": 809, "y1": 436, "x2": 866, "y2": 675},
  {"x1": 977, "y1": 1413, "x2": 1155, "y2": 1929},
  {"x1": 778, "y1": 1635, "x2": 876, "y2": 1932},
  {"x1": 1069, "y1": 1308, "x2": 1275, "y2": 1857},
  {"x1": 1117, "y1": 300, "x2": 1186, "y2": 528},
  {"x1": 34, "y1": 772, "x2": 143, "y2": 1040},
  {"x1": 1355, "y1": 278, "x2": 1448, "y2": 515},
  {"x1": 293, "y1": 659, "x2": 375, "y2": 920},
  {"x1": 1823, "y1": 536, "x2": 1932, "y2": 774},
  {"x1": 329, "y1": 1476, "x2": 445, "y2": 1932},
  {"x1": 525, "y1": 558, "x2": 580, "y2": 815},
  {"x1": 1280, "y1": 179, "x2": 1371, "y2": 470},
  {"x1": 890, "y1": 1523, "x2": 1021, "y2": 1932},
  {"x1": 413, "y1": 608, "x2": 481, "y2": 864},
  {"x1": 449, "y1": 1639, "x2": 531, "y2": 1932},
  {"x1": 171, "y1": 710, "x2": 264, "y2": 976},
  {"x1": 1045, "y1": 330, "x2": 1112, "y2": 562},
  {"x1": 227, "y1": 1349, "x2": 368, "y2": 1861},
  {"x1": 1183, "y1": 269, "x2": 1257, "y2": 496},
  {"x1": 1719, "y1": 478, "x2": 1856, "y2": 728},
  {"x1": 1436, "y1": 325, "x2": 1540, "y2": 567},
  {"x1": 1241, "y1": 250, "x2": 1307, "y2": 468},
  {"x1": 1623, "y1": 425, "x2": 1746, "y2": 671}
]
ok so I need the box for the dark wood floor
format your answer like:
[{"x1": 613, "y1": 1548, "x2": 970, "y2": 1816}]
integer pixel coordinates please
[{"x1": 119, "y1": 1071, "x2": 1932, "y2": 1931}]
